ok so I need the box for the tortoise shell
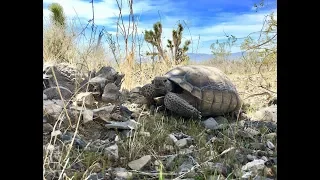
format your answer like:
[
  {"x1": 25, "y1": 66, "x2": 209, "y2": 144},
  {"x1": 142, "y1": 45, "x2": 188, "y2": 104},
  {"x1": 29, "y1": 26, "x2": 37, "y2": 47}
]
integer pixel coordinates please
[{"x1": 164, "y1": 65, "x2": 242, "y2": 116}]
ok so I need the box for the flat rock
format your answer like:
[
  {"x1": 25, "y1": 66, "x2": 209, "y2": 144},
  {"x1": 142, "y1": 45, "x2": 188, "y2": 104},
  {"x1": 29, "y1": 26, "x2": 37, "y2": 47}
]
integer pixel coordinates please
[
  {"x1": 92, "y1": 105, "x2": 116, "y2": 121},
  {"x1": 242, "y1": 159, "x2": 266, "y2": 172},
  {"x1": 89, "y1": 76, "x2": 107, "y2": 87},
  {"x1": 168, "y1": 134, "x2": 178, "y2": 142},
  {"x1": 75, "y1": 92, "x2": 95, "y2": 107},
  {"x1": 252, "y1": 105, "x2": 277, "y2": 122},
  {"x1": 201, "y1": 117, "x2": 219, "y2": 130},
  {"x1": 105, "y1": 120, "x2": 139, "y2": 130},
  {"x1": 43, "y1": 93, "x2": 48, "y2": 100},
  {"x1": 43, "y1": 123, "x2": 53, "y2": 134},
  {"x1": 43, "y1": 86, "x2": 73, "y2": 100},
  {"x1": 113, "y1": 167, "x2": 133, "y2": 180},
  {"x1": 178, "y1": 156, "x2": 196, "y2": 176},
  {"x1": 102, "y1": 83, "x2": 120, "y2": 103},
  {"x1": 266, "y1": 141, "x2": 275, "y2": 150},
  {"x1": 128, "y1": 155, "x2": 151, "y2": 170},
  {"x1": 83, "y1": 110, "x2": 94, "y2": 123},
  {"x1": 175, "y1": 138, "x2": 189, "y2": 148},
  {"x1": 43, "y1": 100, "x2": 63, "y2": 119},
  {"x1": 241, "y1": 171, "x2": 253, "y2": 179},
  {"x1": 104, "y1": 144, "x2": 119, "y2": 160}
]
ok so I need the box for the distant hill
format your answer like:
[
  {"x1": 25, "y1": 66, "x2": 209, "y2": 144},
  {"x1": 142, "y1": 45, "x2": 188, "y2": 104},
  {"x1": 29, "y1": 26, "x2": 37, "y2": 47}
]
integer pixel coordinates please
[
  {"x1": 187, "y1": 52, "x2": 246, "y2": 62},
  {"x1": 108, "y1": 52, "x2": 246, "y2": 63}
]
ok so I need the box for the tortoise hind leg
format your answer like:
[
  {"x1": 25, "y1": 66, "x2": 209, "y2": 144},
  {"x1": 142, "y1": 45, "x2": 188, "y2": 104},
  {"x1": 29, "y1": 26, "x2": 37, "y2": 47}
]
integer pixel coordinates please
[{"x1": 164, "y1": 92, "x2": 201, "y2": 119}]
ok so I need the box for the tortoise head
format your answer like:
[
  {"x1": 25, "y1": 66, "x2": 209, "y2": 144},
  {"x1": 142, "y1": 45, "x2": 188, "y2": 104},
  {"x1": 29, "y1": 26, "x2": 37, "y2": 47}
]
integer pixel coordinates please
[
  {"x1": 153, "y1": 76, "x2": 173, "y2": 94},
  {"x1": 141, "y1": 76, "x2": 173, "y2": 99},
  {"x1": 141, "y1": 83, "x2": 156, "y2": 99}
]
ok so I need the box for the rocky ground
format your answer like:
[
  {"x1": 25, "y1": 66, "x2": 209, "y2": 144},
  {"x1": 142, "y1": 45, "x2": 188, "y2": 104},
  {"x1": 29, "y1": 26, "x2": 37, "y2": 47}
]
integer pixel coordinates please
[{"x1": 43, "y1": 63, "x2": 277, "y2": 180}]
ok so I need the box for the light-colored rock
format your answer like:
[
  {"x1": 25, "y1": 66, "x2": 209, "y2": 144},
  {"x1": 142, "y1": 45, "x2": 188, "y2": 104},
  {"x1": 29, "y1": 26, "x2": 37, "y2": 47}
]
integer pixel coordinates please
[
  {"x1": 201, "y1": 117, "x2": 219, "y2": 130},
  {"x1": 51, "y1": 130, "x2": 62, "y2": 137},
  {"x1": 89, "y1": 76, "x2": 107, "y2": 88},
  {"x1": 252, "y1": 105, "x2": 277, "y2": 122},
  {"x1": 43, "y1": 100, "x2": 63, "y2": 118},
  {"x1": 105, "y1": 144, "x2": 119, "y2": 159},
  {"x1": 266, "y1": 141, "x2": 275, "y2": 150},
  {"x1": 92, "y1": 105, "x2": 115, "y2": 113},
  {"x1": 76, "y1": 92, "x2": 95, "y2": 107},
  {"x1": 168, "y1": 134, "x2": 178, "y2": 142},
  {"x1": 242, "y1": 159, "x2": 266, "y2": 171},
  {"x1": 178, "y1": 157, "x2": 196, "y2": 177},
  {"x1": 175, "y1": 138, "x2": 188, "y2": 148},
  {"x1": 92, "y1": 105, "x2": 116, "y2": 121},
  {"x1": 113, "y1": 168, "x2": 133, "y2": 180},
  {"x1": 83, "y1": 110, "x2": 94, "y2": 123},
  {"x1": 242, "y1": 171, "x2": 253, "y2": 179},
  {"x1": 261, "y1": 156, "x2": 268, "y2": 161},
  {"x1": 43, "y1": 93, "x2": 48, "y2": 100},
  {"x1": 128, "y1": 155, "x2": 151, "y2": 170},
  {"x1": 105, "y1": 120, "x2": 139, "y2": 130}
]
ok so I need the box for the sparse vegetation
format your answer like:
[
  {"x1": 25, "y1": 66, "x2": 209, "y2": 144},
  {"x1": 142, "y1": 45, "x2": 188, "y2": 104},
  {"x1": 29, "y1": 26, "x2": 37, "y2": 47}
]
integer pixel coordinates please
[{"x1": 43, "y1": 0, "x2": 277, "y2": 179}]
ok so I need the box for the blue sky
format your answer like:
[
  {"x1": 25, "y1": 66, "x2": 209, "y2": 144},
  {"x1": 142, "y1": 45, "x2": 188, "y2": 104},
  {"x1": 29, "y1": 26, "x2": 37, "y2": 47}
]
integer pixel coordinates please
[{"x1": 43, "y1": 0, "x2": 277, "y2": 54}]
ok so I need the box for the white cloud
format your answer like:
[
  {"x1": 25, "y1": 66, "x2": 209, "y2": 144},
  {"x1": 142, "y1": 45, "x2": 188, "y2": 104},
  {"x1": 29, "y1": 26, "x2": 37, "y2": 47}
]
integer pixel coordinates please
[
  {"x1": 43, "y1": 0, "x2": 177, "y2": 26},
  {"x1": 43, "y1": 0, "x2": 157, "y2": 26},
  {"x1": 43, "y1": 0, "x2": 276, "y2": 54}
]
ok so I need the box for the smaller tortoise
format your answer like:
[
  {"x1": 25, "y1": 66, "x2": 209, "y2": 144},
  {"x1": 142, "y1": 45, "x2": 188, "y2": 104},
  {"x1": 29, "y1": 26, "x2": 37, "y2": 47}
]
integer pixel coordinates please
[{"x1": 141, "y1": 65, "x2": 242, "y2": 119}]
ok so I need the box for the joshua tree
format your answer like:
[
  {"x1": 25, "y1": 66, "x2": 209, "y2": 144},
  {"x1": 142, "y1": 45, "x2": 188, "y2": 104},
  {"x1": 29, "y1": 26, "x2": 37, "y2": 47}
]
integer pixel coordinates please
[
  {"x1": 48, "y1": 3, "x2": 66, "y2": 28},
  {"x1": 144, "y1": 22, "x2": 165, "y2": 61},
  {"x1": 170, "y1": 23, "x2": 191, "y2": 64},
  {"x1": 144, "y1": 22, "x2": 191, "y2": 64}
]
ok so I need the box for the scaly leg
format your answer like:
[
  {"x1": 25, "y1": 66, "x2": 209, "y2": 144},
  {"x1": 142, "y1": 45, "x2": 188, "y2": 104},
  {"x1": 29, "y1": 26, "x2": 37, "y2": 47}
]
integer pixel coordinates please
[{"x1": 164, "y1": 92, "x2": 201, "y2": 119}]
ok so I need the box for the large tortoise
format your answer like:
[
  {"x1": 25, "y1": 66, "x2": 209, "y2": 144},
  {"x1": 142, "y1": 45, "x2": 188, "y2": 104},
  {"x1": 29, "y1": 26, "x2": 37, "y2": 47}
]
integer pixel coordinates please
[{"x1": 141, "y1": 65, "x2": 242, "y2": 119}]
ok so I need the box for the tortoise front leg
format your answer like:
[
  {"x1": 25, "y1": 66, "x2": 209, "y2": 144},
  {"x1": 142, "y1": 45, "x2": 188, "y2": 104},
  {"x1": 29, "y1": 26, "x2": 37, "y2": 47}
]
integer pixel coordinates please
[{"x1": 164, "y1": 92, "x2": 201, "y2": 119}]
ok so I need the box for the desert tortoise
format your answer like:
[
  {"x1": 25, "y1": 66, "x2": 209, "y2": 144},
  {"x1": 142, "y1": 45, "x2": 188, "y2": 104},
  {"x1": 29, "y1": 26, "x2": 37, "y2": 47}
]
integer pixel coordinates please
[{"x1": 141, "y1": 65, "x2": 242, "y2": 119}]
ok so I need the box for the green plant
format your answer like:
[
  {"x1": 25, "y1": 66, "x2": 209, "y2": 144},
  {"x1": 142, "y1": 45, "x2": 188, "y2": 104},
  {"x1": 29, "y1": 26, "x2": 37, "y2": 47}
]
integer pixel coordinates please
[{"x1": 48, "y1": 3, "x2": 66, "y2": 28}]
